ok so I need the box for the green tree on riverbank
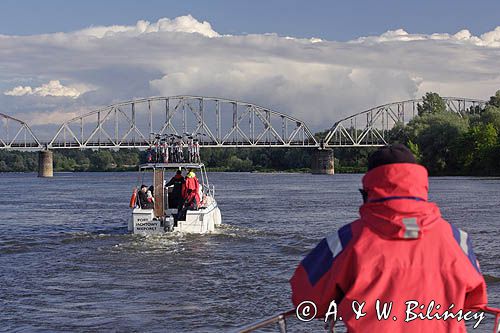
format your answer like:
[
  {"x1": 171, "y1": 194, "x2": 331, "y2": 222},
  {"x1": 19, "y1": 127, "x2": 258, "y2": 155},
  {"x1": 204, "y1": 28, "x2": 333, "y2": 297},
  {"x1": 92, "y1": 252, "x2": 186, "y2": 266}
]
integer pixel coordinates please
[
  {"x1": 391, "y1": 90, "x2": 500, "y2": 175},
  {"x1": 417, "y1": 92, "x2": 447, "y2": 115}
]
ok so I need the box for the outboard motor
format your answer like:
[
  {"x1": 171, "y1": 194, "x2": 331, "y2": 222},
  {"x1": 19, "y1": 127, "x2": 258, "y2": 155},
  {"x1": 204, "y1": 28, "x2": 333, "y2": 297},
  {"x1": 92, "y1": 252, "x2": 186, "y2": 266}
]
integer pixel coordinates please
[{"x1": 163, "y1": 216, "x2": 174, "y2": 232}]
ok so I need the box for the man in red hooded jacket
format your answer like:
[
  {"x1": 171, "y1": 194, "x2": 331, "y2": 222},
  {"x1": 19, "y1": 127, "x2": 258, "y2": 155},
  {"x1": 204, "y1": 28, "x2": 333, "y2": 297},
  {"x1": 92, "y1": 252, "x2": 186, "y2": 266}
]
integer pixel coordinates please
[{"x1": 290, "y1": 144, "x2": 488, "y2": 332}]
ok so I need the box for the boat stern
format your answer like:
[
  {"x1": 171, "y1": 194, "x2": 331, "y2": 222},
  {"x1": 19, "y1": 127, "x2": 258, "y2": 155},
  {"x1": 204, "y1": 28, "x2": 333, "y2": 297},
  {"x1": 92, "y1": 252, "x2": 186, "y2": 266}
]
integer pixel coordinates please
[{"x1": 131, "y1": 208, "x2": 163, "y2": 235}]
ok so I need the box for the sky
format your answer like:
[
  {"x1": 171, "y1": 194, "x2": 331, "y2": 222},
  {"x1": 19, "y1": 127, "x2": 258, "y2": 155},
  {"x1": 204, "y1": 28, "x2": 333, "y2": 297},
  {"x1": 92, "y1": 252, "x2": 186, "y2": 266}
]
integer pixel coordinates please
[
  {"x1": 1, "y1": 0, "x2": 499, "y2": 136},
  {"x1": 1, "y1": 0, "x2": 499, "y2": 41}
]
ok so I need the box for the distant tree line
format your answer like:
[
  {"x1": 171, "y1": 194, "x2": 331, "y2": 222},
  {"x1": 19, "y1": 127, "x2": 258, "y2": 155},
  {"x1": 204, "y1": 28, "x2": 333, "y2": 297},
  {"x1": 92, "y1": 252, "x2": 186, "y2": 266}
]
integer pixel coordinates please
[
  {"x1": 1, "y1": 90, "x2": 499, "y2": 175},
  {"x1": 0, "y1": 149, "x2": 141, "y2": 172},
  {"x1": 0, "y1": 147, "x2": 318, "y2": 173}
]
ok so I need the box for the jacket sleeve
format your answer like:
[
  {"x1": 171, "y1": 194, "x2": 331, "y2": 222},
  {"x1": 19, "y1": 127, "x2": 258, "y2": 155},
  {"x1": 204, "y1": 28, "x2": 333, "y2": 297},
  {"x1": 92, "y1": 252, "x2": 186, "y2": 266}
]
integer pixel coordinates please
[
  {"x1": 451, "y1": 225, "x2": 488, "y2": 311},
  {"x1": 166, "y1": 177, "x2": 175, "y2": 187},
  {"x1": 464, "y1": 279, "x2": 487, "y2": 311},
  {"x1": 462, "y1": 238, "x2": 488, "y2": 310},
  {"x1": 290, "y1": 224, "x2": 354, "y2": 317}
]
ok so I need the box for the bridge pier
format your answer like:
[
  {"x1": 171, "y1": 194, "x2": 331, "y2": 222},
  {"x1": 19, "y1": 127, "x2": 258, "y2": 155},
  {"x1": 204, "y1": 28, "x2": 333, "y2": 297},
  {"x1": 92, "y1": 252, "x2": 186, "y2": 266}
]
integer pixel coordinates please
[
  {"x1": 38, "y1": 150, "x2": 53, "y2": 178},
  {"x1": 311, "y1": 149, "x2": 334, "y2": 175}
]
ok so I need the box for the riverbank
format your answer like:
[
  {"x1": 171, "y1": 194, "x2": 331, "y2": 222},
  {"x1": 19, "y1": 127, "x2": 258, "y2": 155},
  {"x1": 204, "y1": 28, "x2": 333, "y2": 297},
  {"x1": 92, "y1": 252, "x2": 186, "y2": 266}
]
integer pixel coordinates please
[
  {"x1": 0, "y1": 143, "x2": 498, "y2": 176},
  {"x1": 5, "y1": 167, "x2": 500, "y2": 176},
  {"x1": 0, "y1": 149, "x2": 368, "y2": 174},
  {"x1": 0, "y1": 167, "x2": 364, "y2": 174}
]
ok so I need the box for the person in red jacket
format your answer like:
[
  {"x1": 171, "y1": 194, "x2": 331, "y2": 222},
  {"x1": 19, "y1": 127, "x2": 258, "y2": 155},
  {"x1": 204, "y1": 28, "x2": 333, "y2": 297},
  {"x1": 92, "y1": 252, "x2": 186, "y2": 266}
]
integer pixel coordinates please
[
  {"x1": 183, "y1": 169, "x2": 200, "y2": 204},
  {"x1": 290, "y1": 144, "x2": 488, "y2": 332}
]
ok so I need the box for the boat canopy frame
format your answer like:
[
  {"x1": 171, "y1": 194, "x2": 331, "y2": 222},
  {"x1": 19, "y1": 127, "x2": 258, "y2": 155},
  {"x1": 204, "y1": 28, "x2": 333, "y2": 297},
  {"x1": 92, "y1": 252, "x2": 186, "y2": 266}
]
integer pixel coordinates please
[{"x1": 138, "y1": 162, "x2": 215, "y2": 199}]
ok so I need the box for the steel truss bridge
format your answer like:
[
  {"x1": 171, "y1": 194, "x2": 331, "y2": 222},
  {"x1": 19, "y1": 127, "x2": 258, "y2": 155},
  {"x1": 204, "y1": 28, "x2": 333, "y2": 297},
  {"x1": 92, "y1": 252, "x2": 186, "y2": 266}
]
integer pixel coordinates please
[
  {"x1": 0, "y1": 112, "x2": 41, "y2": 149},
  {"x1": 324, "y1": 97, "x2": 486, "y2": 147},
  {"x1": 0, "y1": 96, "x2": 487, "y2": 150}
]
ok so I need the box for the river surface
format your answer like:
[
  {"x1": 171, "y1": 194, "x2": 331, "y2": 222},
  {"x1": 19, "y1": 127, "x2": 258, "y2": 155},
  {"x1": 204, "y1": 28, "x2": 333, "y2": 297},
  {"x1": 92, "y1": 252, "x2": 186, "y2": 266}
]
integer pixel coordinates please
[{"x1": 0, "y1": 172, "x2": 499, "y2": 332}]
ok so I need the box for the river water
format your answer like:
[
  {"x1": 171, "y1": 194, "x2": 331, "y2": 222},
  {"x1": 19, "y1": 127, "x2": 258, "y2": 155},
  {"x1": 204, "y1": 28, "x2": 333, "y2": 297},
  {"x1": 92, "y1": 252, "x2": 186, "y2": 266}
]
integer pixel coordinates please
[{"x1": 0, "y1": 172, "x2": 499, "y2": 332}]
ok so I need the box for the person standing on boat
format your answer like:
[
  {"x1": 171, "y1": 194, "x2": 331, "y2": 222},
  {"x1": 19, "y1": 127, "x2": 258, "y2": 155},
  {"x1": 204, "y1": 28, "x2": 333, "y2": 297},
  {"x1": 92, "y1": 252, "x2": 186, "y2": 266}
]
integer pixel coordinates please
[
  {"x1": 166, "y1": 170, "x2": 185, "y2": 209},
  {"x1": 290, "y1": 144, "x2": 487, "y2": 332},
  {"x1": 185, "y1": 188, "x2": 198, "y2": 210},
  {"x1": 178, "y1": 188, "x2": 198, "y2": 220},
  {"x1": 183, "y1": 169, "x2": 200, "y2": 204}
]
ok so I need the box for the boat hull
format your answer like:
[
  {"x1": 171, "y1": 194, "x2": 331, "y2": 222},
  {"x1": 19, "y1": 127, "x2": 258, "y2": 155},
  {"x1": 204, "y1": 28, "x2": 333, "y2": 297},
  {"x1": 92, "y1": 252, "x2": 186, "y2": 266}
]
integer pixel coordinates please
[
  {"x1": 130, "y1": 201, "x2": 222, "y2": 235},
  {"x1": 174, "y1": 201, "x2": 221, "y2": 233}
]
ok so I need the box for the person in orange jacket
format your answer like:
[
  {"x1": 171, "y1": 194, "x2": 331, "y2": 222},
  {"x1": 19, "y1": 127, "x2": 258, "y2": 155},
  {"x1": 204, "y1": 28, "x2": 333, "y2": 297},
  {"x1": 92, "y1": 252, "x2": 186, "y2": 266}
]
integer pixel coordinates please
[
  {"x1": 290, "y1": 144, "x2": 488, "y2": 332},
  {"x1": 183, "y1": 169, "x2": 200, "y2": 204}
]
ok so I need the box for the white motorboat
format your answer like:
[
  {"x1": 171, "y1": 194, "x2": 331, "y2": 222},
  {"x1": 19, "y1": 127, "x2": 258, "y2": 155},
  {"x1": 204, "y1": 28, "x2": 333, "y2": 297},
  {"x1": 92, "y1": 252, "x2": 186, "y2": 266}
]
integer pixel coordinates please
[{"x1": 128, "y1": 162, "x2": 222, "y2": 235}]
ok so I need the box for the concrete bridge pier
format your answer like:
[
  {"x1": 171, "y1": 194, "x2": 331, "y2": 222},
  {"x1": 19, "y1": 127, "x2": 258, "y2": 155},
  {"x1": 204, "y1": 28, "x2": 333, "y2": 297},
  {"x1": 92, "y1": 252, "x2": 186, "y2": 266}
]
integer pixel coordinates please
[
  {"x1": 38, "y1": 150, "x2": 54, "y2": 178},
  {"x1": 311, "y1": 149, "x2": 334, "y2": 175}
]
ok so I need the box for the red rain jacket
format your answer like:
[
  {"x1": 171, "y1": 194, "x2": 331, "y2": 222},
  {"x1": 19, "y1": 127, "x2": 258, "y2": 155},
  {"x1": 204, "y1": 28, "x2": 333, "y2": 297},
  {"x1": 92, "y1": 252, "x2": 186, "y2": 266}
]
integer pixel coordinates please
[
  {"x1": 183, "y1": 174, "x2": 200, "y2": 203},
  {"x1": 290, "y1": 163, "x2": 487, "y2": 332}
]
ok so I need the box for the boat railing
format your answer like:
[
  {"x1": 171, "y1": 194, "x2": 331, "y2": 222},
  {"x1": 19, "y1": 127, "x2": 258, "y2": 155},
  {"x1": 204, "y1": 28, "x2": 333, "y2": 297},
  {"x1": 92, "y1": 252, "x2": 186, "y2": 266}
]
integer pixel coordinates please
[
  {"x1": 230, "y1": 309, "x2": 296, "y2": 333},
  {"x1": 230, "y1": 309, "x2": 335, "y2": 333},
  {"x1": 231, "y1": 306, "x2": 500, "y2": 333},
  {"x1": 482, "y1": 306, "x2": 500, "y2": 333},
  {"x1": 202, "y1": 183, "x2": 215, "y2": 199}
]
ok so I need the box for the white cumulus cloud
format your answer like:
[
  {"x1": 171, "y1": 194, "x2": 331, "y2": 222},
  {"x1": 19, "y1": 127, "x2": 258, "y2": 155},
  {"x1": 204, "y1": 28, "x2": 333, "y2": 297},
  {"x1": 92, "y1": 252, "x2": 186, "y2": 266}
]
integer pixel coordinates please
[
  {"x1": 76, "y1": 14, "x2": 219, "y2": 38},
  {"x1": 350, "y1": 28, "x2": 500, "y2": 47},
  {"x1": 0, "y1": 15, "x2": 499, "y2": 136},
  {"x1": 4, "y1": 85, "x2": 33, "y2": 96},
  {"x1": 4, "y1": 80, "x2": 87, "y2": 98}
]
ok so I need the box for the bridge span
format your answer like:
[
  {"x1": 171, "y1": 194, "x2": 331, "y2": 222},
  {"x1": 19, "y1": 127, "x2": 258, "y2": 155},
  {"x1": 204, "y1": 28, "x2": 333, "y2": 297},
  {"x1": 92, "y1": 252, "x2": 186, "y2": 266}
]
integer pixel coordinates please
[
  {"x1": 0, "y1": 95, "x2": 487, "y2": 176},
  {"x1": 324, "y1": 97, "x2": 486, "y2": 147},
  {"x1": 53, "y1": 96, "x2": 317, "y2": 149}
]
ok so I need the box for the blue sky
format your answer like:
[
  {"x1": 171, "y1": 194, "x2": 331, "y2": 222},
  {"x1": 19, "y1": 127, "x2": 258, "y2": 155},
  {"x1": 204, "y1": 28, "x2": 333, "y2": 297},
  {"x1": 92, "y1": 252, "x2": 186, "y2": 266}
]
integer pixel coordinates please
[{"x1": 1, "y1": 0, "x2": 499, "y2": 40}]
